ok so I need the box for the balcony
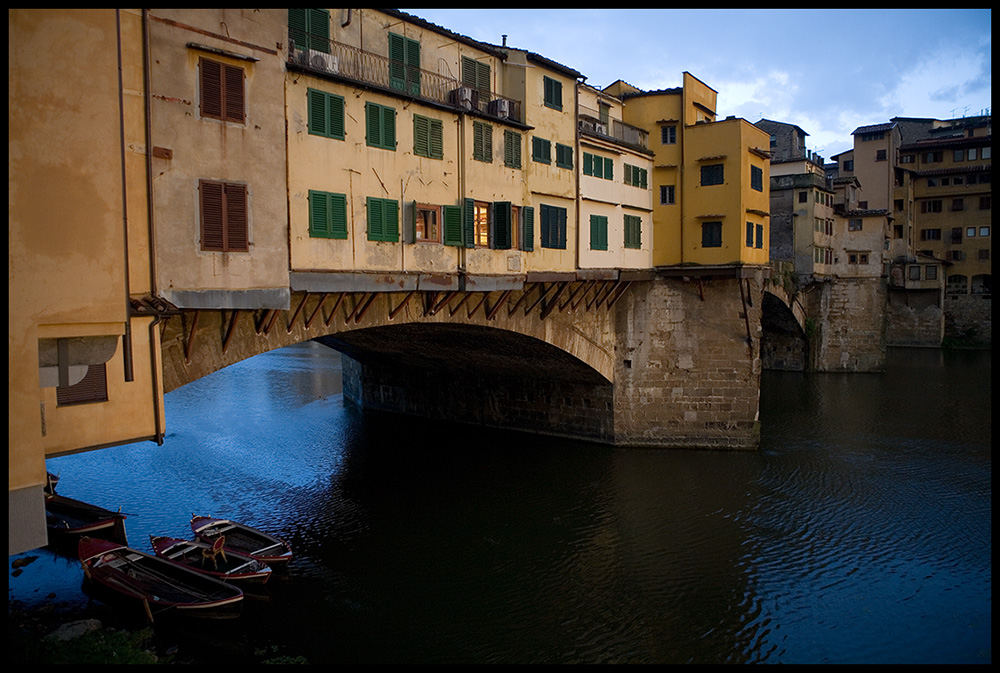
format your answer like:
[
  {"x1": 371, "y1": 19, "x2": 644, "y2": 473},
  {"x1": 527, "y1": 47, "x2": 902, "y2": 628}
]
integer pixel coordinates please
[
  {"x1": 288, "y1": 35, "x2": 522, "y2": 124},
  {"x1": 577, "y1": 105, "x2": 648, "y2": 152}
]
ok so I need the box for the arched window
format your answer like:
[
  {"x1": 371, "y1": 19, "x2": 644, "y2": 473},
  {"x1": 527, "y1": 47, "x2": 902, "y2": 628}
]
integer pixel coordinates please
[
  {"x1": 946, "y1": 274, "x2": 968, "y2": 295},
  {"x1": 970, "y1": 274, "x2": 991, "y2": 295}
]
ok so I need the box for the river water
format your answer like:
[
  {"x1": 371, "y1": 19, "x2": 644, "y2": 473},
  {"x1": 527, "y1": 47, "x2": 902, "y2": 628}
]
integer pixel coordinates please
[{"x1": 9, "y1": 342, "x2": 991, "y2": 664}]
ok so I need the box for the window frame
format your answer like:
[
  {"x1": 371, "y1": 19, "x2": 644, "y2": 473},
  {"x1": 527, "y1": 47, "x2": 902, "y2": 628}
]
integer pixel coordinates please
[
  {"x1": 199, "y1": 57, "x2": 245, "y2": 124},
  {"x1": 532, "y1": 136, "x2": 551, "y2": 164},
  {"x1": 365, "y1": 101, "x2": 396, "y2": 150},
  {"x1": 413, "y1": 114, "x2": 443, "y2": 159},
  {"x1": 199, "y1": 179, "x2": 249, "y2": 252},
  {"x1": 750, "y1": 164, "x2": 763, "y2": 192},
  {"x1": 307, "y1": 88, "x2": 345, "y2": 140},
  {"x1": 503, "y1": 130, "x2": 522, "y2": 169},
  {"x1": 539, "y1": 204, "x2": 567, "y2": 249},
  {"x1": 700, "y1": 163, "x2": 724, "y2": 186},
  {"x1": 543, "y1": 75, "x2": 563, "y2": 111},
  {"x1": 366, "y1": 196, "x2": 399, "y2": 242},
  {"x1": 701, "y1": 220, "x2": 722, "y2": 248},
  {"x1": 308, "y1": 189, "x2": 348, "y2": 239},
  {"x1": 589, "y1": 214, "x2": 608, "y2": 251},
  {"x1": 624, "y1": 214, "x2": 642, "y2": 249}
]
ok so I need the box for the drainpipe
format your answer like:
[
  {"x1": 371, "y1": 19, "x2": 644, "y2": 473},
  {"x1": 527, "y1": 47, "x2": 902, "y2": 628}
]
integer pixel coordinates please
[
  {"x1": 142, "y1": 9, "x2": 163, "y2": 444},
  {"x1": 458, "y1": 114, "x2": 467, "y2": 275},
  {"x1": 116, "y1": 9, "x2": 134, "y2": 383}
]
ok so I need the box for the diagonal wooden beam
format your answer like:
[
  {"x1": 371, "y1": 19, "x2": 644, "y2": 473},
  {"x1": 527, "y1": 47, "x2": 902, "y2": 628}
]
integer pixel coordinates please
[
  {"x1": 222, "y1": 310, "x2": 240, "y2": 353},
  {"x1": 286, "y1": 292, "x2": 308, "y2": 333},
  {"x1": 448, "y1": 291, "x2": 472, "y2": 317},
  {"x1": 183, "y1": 310, "x2": 199, "y2": 363},
  {"x1": 604, "y1": 280, "x2": 632, "y2": 309},
  {"x1": 523, "y1": 283, "x2": 555, "y2": 316},
  {"x1": 572, "y1": 281, "x2": 596, "y2": 310},
  {"x1": 389, "y1": 290, "x2": 415, "y2": 320},
  {"x1": 539, "y1": 282, "x2": 568, "y2": 320},
  {"x1": 559, "y1": 281, "x2": 586, "y2": 311},
  {"x1": 353, "y1": 292, "x2": 378, "y2": 324},
  {"x1": 305, "y1": 293, "x2": 329, "y2": 329},
  {"x1": 467, "y1": 291, "x2": 490, "y2": 319},
  {"x1": 429, "y1": 290, "x2": 456, "y2": 316},
  {"x1": 506, "y1": 283, "x2": 534, "y2": 316},
  {"x1": 324, "y1": 292, "x2": 345, "y2": 326},
  {"x1": 485, "y1": 289, "x2": 511, "y2": 320}
]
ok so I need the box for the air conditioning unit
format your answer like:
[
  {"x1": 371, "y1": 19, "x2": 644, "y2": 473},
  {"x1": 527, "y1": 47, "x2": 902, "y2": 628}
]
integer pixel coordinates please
[
  {"x1": 308, "y1": 49, "x2": 338, "y2": 73},
  {"x1": 594, "y1": 122, "x2": 608, "y2": 135},
  {"x1": 487, "y1": 98, "x2": 511, "y2": 119},
  {"x1": 449, "y1": 86, "x2": 476, "y2": 111}
]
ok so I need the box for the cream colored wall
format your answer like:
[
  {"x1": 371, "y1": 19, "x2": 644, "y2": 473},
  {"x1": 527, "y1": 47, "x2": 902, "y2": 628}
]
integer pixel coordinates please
[
  {"x1": 830, "y1": 215, "x2": 887, "y2": 278},
  {"x1": 10, "y1": 9, "x2": 161, "y2": 503},
  {"x1": 149, "y1": 9, "x2": 289, "y2": 297}
]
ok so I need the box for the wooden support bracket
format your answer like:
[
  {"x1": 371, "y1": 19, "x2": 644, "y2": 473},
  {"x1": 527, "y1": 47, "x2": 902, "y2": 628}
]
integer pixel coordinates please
[
  {"x1": 485, "y1": 289, "x2": 511, "y2": 320},
  {"x1": 305, "y1": 293, "x2": 329, "y2": 329},
  {"x1": 222, "y1": 310, "x2": 240, "y2": 354},
  {"x1": 467, "y1": 291, "x2": 490, "y2": 319},
  {"x1": 324, "y1": 293, "x2": 345, "y2": 327},
  {"x1": 286, "y1": 293, "x2": 308, "y2": 333},
  {"x1": 448, "y1": 292, "x2": 472, "y2": 317},
  {"x1": 183, "y1": 310, "x2": 200, "y2": 363},
  {"x1": 539, "y1": 282, "x2": 568, "y2": 320}
]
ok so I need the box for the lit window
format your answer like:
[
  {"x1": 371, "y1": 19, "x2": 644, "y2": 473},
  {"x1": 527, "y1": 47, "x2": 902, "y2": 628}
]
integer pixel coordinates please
[
  {"x1": 415, "y1": 204, "x2": 440, "y2": 242},
  {"x1": 474, "y1": 201, "x2": 490, "y2": 247}
]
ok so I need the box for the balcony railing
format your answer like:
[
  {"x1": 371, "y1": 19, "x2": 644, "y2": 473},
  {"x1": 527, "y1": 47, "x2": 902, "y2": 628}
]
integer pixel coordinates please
[
  {"x1": 289, "y1": 35, "x2": 522, "y2": 124},
  {"x1": 577, "y1": 105, "x2": 648, "y2": 151}
]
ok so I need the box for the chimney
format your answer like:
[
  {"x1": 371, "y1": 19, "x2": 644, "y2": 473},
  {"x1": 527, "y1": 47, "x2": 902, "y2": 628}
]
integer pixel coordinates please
[{"x1": 502, "y1": 34, "x2": 507, "y2": 47}]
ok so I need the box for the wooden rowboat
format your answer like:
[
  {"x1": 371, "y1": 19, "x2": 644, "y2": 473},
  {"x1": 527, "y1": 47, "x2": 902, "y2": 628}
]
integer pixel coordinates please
[
  {"x1": 191, "y1": 515, "x2": 293, "y2": 566},
  {"x1": 79, "y1": 536, "x2": 244, "y2": 622},
  {"x1": 149, "y1": 535, "x2": 273, "y2": 585},
  {"x1": 46, "y1": 492, "x2": 128, "y2": 544}
]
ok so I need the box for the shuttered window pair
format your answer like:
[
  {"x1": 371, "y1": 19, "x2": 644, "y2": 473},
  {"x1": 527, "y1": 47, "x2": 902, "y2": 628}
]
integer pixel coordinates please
[
  {"x1": 309, "y1": 190, "x2": 348, "y2": 239},
  {"x1": 288, "y1": 9, "x2": 329, "y2": 53},
  {"x1": 461, "y1": 56, "x2": 491, "y2": 98},
  {"x1": 532, "y1": 137, "x2": 551, "y2": 164},
  {"x1": 200, "y1": 180, "x2": 248, "y2": 252},
  {"x1": 540, "y1": 204, "x2": 567, "y2": 249},
  {"x1": 388, "y1": 32, "x2": 421, "y2": 96},
  {"x1": 624, "y1": 164, "x2": 648, "y2": 188},
  {"x1": 702, "y1": 221, "x2": 723, "y2": 248},
  {"x1": 199, "y1": 58, "x2": 244, "y2": 124},
  {"x1": 504, "y1": 130, "x2": 522, "y2": 169},
  {"x1": 413, "y1": 115, "x2": 443, "y2": 159},
  {"x1": 590, "y1": 215, "x2": 608, "y2": 251},
  {"x1": 366, "y1": 102, "x2": 396, "y2": 150},
  {"x1": 307, "y1": 88, "x2": 345, "y2": 140},
  {"x1": 366, "y1": 197, "x2": 399, "y2": 242},
  {"x1": 473, "y1": 121, "x2": 493, "y2": 162},
  {"x1": 583, "y1": 153, "x2": 614, "y2": 180},
  {"x1": 555, "y1": 144, "x2": 573, "y2": 169}
]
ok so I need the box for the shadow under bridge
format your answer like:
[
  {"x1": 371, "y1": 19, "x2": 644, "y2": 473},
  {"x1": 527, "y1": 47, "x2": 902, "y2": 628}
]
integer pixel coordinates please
[{"x1": 316, "y1": 323, "x2": 615, "y2": 443}]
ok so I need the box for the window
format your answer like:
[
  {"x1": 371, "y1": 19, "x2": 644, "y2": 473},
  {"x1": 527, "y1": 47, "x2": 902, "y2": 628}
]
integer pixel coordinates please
[
  {"x1": 701, "y1": 221, "x2": 722, "y2": 248},
  {"x1": 308, "y1": 88, "x2": 345, "y2": 140},
  {"x1": 471, "y1": 201, "x2": 490, "y2": 247},
  {"x1": 624, "y1": 214, "x2": 642, "y2": 249},
  {"x1": 950, "y1": 250, "x2": 965, "y2": 261},
  {"x1": 982, "y1": 147, "x2": 991, "y2": 159},
  {"x1": 492, "y1": 201, "x2": 517, "y2": 249},
  {"x1": 967, "y1": 148, "x2": 977, "y2": 161},
  {"x1": 461, "y1": 56, "x2": 490, "y2": 98},
  {"x1": 660, "y1": 185, "x2": 675, "y2": 205},
  {"x1": 661, "y1": 125, "x2": 676, "y2": 144},
  {"x1": 979, "y1": 226, "x2": 990, "y2": 237},
  {"x1": 413, "y1": 114, "x2": 443, "y2": 159},
  {"x1": 388, "y1": 32, "x2": 421, "y2": 96},
  {"x1": 755, "y1": 223, "x2": 764, "y2": 249},
  {"x1": 543, "y1": 76, "x2": 562, "y2": 111},
  {"x1": 539, "y1": 204, "x2": 567, "y2": 249},
  {"x1": 947, "y1": 274, "x2": 967, "y2": 294},
  {"x1": 876, "y1": 149, "x2": 887, "y2": 161},
  {"x1": 504, "y1": 130, "x2": 522, "y2": 169},
  {"x1": 843, "y1": 159, "x2": 854, "y2": 171},
  {"x1": 927, "y1": 178, "x2": 938, "y2": 187},
  {"x1": 532, "y1": 137, "x2": 551, "y2": 164},
  {"x1": 745, "y1": 222, "x2": 754, "y2": 247},
  {"x1": 920, "y1": 228, "x2": 941, "y2": 241},
  {"x1": 750, "y1": 165, "x2": 763, "y2": 191},
  {"x1": 954, "y1": 149, "x2": 965, "y2": 162},
  {"x1": 199, "y1": 58, "x2": 244, "y2": 123},
  {"x1": 894, "y1": 199, "x2": 904, "y2": 211},
  {"x1": 951, "y1": 198, "x2": 964, "y2": 212},
  {"x1": 624, "y1": 164, "x2": 648, "y2": 188},
  {"x1": 589, "y1": 214, "x2": 608, "y2": 251},
  {"x1": 900, "y1": 154, "x2": 914, "y2": 163},
  {"x1": 583, "y1": 152, "x2": 613, "y2": 180},
  {"x1": 308, "y1": 190, "x2": 348, "y2": 239},
  {"x1": 288, "y1": 8, "x2": 329, "y2": 53},
  {"x1": 555, "y1": 143, "x2": 573, "y2": 169},
  {"x1": 769, "y1": 134, "x2": 777, "y2": 147},
  {"x1": 598, "y1": 102, "x2": 610, "y2": 125},
  {"x1": 414, "y1": 203, "x2": 440, "y2": 243},
  {"x1": 967, "y1": 226, "x2": 977, "y2": 237},
  {"x1": 473, "y1": 121, "x2": 493, "y2": 162},
  {"x1": 951, "y1": 227, "x2": 963, "y2": 243},
  {"x1": 859, "y1": 201, "x2": 868, "y2": 209},
  {"x1": 921, "y1": 200, "x2": 942, "y2": 213},
  {"x1": 909, "y1": 265, "x2": 922, "y2": 280},
  {"x1": 366, "y1": 197, "x2": 399, "y2": 242},
  {"x1": 520, "y1": 206, "x2": 534, "y2": 252},
  {"x1": 199, "y1": 180, "x2": 248, "y2": 252},
  {"x1": 798, "y1": 191, "x2": 808, "y2": 203},
  {"x1": 924, "y1": 151, "x2": 943, "y2": 163},
  {"x1": 56, "y1": 364, "x2": 108, "y2": 406},
  {"x1": 700, "y1": 164, "x2": 724, "y2": 186},
  {"x1": 980, "y1": 196, "x2": 991, "y2": 210},
  {"x1": 926, "y1": 265, "x2": 937, "y2": 280},
  {"x1": 365, "y1": 102, "x2": 396, "y2": 150},
  {"x1": 848, "y1": 219, "x2": 863, "y2": 231}
]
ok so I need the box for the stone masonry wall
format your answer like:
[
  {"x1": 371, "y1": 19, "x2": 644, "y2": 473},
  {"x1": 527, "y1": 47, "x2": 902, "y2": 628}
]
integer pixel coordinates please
[
  {"x1": 803, "y1": 278, "x2": 887, "y2": 372},
  {"x1": 885, "y1": 288, "x2": 944, "y2": 347},
  {"x1": 944, "y1": 293, "x2": 992, "y2": 345}
]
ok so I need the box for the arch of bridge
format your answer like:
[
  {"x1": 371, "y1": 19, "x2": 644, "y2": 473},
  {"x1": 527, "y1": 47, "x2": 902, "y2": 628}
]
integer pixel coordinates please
[
  {"x1": 761, "y1": 281, "x2": 807, "y2": 334},
  {"x1": 158, "y1": 283, "x2": 627, "y2": 394}
]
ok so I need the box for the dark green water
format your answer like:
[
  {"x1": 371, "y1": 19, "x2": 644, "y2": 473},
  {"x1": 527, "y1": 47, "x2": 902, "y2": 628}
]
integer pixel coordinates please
[{"x1": 9, "y1": 343, "x2": 991, "y2": 664}]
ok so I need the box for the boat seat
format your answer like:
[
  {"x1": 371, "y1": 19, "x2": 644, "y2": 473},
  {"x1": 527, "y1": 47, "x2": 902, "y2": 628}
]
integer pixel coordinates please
[{"x1": 201, "y1": 534, "x2": 227, "y2": 569}]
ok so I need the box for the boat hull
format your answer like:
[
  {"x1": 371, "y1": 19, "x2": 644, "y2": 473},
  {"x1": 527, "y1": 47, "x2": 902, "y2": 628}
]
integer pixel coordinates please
[
  {"x1": 190, "y1": 516, "x2": 293, "y2": 566},
  {"x1": 149, "y1": 535, "x2": 272, "y2": 585}
]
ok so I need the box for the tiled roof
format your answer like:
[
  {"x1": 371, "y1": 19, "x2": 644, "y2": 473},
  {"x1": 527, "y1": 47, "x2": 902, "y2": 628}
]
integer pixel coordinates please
[{"x1": 851, "y1": 122, "x2": 896, "y2": 135}]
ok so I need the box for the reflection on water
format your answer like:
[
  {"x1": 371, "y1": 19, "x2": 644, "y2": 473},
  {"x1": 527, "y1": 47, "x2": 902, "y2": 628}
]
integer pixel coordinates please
[{"x1": 10, "y1": 343, "x2": 991, "y2": 664}]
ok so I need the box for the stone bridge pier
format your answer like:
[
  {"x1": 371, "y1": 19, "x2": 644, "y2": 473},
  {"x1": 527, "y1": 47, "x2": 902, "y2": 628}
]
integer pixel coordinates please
[{"x1": 158, "y1": 269, "x2": 766, "y2": 450}]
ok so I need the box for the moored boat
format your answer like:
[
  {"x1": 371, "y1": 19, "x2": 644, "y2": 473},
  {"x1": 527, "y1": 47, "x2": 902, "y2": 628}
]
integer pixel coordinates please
[
  {"x1": 46, "y1": 492, "x2": 128, "y2": 545},
  {"x1": 79, "y1": 536, "x2": 244, "y2": 622},
  {"x1": 149, "y1": 535, "x2": 272, "y2": 585},
  {"x1": 191, "y1": 515, "x2": 293, "y2": 566}
]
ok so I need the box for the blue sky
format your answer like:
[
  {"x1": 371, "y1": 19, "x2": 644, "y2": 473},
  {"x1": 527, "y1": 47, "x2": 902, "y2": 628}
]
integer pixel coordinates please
[{"x1": 401, "y1": 8, "x2": 991, "y2": 158}]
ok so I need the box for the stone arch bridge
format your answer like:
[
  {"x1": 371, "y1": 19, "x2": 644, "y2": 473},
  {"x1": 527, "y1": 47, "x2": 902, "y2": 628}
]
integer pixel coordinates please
[{"x1": 147, "y1": 269, "x2": 771, "y2": 450}]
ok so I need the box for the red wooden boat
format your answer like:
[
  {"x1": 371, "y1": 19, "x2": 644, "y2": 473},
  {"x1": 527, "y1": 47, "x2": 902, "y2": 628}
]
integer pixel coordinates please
[
  {"x1": 149, "y1": 535, "x2": 272, "y2": 585},
  {"x1": 46, "y1": 492, "x2": 128, "y2": 544},
  {"x1": 191, "y1": 515, "x2": 293, "y2": 566},
  {"x1": 79, "y1": 537, "x2": 244, "y2": 622}
]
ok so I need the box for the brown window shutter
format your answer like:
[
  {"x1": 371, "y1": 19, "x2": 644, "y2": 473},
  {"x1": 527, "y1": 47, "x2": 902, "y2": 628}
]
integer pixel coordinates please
[
  {"x1": 56, "y1": 364, "x2": 108, "y2": 406},
  {"x1": 199, "y1": 58, "x2": 223, "y2": 119},
  {"x1": 223, "y1": 63, "x2": 245, "y2": 123},
  {"x1": 200, "y1": 180, "x2": 225, "y2": 251},
  {"x1": 224, "y1": 183, "x2": 248, "y2": 251}
]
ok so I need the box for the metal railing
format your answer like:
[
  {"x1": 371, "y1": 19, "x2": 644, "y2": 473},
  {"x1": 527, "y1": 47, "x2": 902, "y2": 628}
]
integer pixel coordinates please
[
  {"x1": 577, "y1": 105, "x2": 648, "y2": 150},
  {"x1": 289, "y1": 35, "x2": 522, "y2": 123}
]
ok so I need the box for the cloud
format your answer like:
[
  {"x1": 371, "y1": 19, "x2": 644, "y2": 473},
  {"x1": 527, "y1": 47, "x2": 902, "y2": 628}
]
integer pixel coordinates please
[{"x1": 878, "y1": 41, "x2": 992, "y2": 119}]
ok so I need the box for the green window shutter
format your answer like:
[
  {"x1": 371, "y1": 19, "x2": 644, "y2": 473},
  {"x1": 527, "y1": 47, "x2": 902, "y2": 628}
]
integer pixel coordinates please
[
  {"x1": 462, "y1": 57, "x2": 490, "y2": 97},
  {"x1": 384, "y1": 199, "x2": 399, "y2": 242},
  {"x1": 625, "y1": 214, "x2": 641, "y2": 249},
  {"x1": 367, "y1": 197, "x2": 383, "y2": 241},
  {"x1": 309, "y1": 89, "x2": 345, "y2": 140},
  {"x1": 429, "y1": 118, "x2": 443, "y2": 158},
  {"x1": 504, "y1": 130, "x2": 521, "y2": 169},
  {"x1": 414, "y1": 115, "x2": 429, "y2": 157},
  {"x1": 405, "y1": 38, "x2": 421, "y2": 96},
  {"x1": 308, "y1": 9, "x2": 329, "y2": 52},
  {"x1": 521, "y1": 206, "x2": 534, "y2": 251},
  {"x1": 473, "y1": 122, "x2": 492, "y2": 162},
  {"x1": 557, "y1": 207, "x2": 567, "y2": 249},
  {"x1": 366, "y1": 102, "x2": 381, "y2": 148},
  {"x1": 493, "y1": 202, "x2": 511, "y2": 249},
  {"x1": 382, "y1": 106, "x2": 396, "y2": 149},
  {"x1": 543, "y1": 76, "x2": 562, "y2": 110},
  {"x1": 590, "y1": 215, "x2": 608, "y2": 250},
  {"x1": 583, "y1": 153, "x2": 593, "y2": 176},
  {"x1": 329, "y1": 193, "x2": 347, "y2": 238},
  {"x1": 463, "y1": 198, "x2": 475, "y2": 248},
  {"x1": 533, "y1": 137, "x2": 551, "y2": 164},
  {"x1": 388, "y1": 33, "x2": 406, "y2": 91},
  {"x1": 592, "y1": 154, "x2": 603, "y2": 179},
  {"x1": 443, "y1": 205, "x2": 463, "y2": 246},
  {"x1": 556, "y1": 143, "x2": 572, "y2": 169},
  {"x1": 604, "y1": 157, "x2": 614, "y2": 180},
  {"x1": 288, "y1": 9, "x2": 307, "y2": 51},
  {"x1": 639, "y1": 168, "x2": 647, "y2": 189},
  {"x1": 309, "y1": 190, "x2": 328, "y2": 237}
]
